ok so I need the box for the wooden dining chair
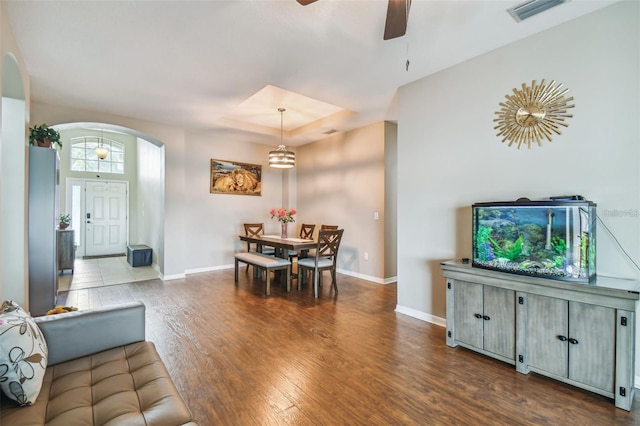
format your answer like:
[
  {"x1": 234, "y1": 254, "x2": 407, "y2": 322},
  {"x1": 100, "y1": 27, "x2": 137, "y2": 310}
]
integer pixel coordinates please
[
  {"x1": 288, "y1": 223, "x2": 316, "y2": 262},
  {"x1": 307, "y1": 224, "x2": 338, "y2": 259},
  {"x1": 297, "y1": 229, "x2": 344, "y2": 298},
  {"x1": 299, "y1": 223, "x2": 316, "y2": 239},
  {"x1": 320, "y1": 224, "x2": 338, "y2": 230},
  {"x1": 242, "y1": 223, "x2": 275, "y2": 274}
]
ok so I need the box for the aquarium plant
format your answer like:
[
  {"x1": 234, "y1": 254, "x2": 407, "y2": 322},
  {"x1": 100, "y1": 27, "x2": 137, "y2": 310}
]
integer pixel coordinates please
[
  {"x1": 581, "y1": 232, "x2": 589, "y2": 273},
  {"x1": 489, "y1": 235, "x2": 524, "y2": 261},
  {"x1": 550, "y1": 236, "x2": 566, "y2": 254},
  {"x1": 475, "y1": 226, "x2": 495, "y2": 261}
]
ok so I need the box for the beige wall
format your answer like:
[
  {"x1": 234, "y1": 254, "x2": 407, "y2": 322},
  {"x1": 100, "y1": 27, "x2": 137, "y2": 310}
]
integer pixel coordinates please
[
  {"x1": 297, "y1": 121, "x2": 396, "y2": 282},
  {"x1": 0, "y1": 4, "x2": 30, "y2": 106},
  {"x1": 181, "y1": 129, "x2": 289, "y2": 272},
  {"x1": 396, "y1": 1, "x2": 640, "y2": 373},
  {"x1": 384, "y1": 121, "x2": 397, "y2": 279}
]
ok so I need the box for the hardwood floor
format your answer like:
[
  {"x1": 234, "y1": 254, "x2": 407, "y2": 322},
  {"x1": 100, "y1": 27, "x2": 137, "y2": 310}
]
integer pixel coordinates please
[{"x1": 57, "y1": 269, "x2": 639, "y2": 425}]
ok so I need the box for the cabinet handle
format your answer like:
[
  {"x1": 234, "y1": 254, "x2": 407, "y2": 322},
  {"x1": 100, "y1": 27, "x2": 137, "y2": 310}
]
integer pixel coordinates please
[
  {"x1": 557, "y1": 335, "x2": 568, "y2": 342},
  {"x1": 474, "y1": 314, "x2": 482, "y2": 319},
  {"x1": 568, "y1": 338, "x2": 579, "y2": 345},
  {"x1": 483, "y1": 315, "x2": 490, "y2": 321}
]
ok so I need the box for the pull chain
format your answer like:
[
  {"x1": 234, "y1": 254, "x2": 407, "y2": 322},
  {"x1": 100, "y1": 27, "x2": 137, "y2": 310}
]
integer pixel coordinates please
[
  {"x1": 405, "y1": 0, "x2": 410, "y2": 71},
  {"x1": 406, "y1": 46, "x2": 410, "y2": 71}
]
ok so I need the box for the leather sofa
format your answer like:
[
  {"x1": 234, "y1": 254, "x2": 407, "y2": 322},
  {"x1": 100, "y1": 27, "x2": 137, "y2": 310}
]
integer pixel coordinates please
[{"x1": 1, "y1": 301, "x2": 198, "y2": 425}]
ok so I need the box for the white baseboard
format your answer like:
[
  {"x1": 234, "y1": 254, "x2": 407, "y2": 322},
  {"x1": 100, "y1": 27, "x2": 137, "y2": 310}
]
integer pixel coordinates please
[
  {"x1": 395, "y1": 304, "x2": 446, "y2": 327},
  {"x1": 337, "y1": 269, "x2": 397, "y2": 285},
  {"x1": 185, "y1": 264, "x2": 234, "y2": 275},
  {"x1": 176, "y1": 263, "x2": 394, "y2": 284},
  {"x1": 159, "y1": 272, "x2": 186, "y2": 281}
]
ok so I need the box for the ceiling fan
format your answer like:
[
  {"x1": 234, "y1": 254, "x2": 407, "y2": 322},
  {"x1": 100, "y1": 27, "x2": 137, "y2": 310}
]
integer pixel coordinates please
[{"x1": 296, "y1": 0, "x2": 411, "y2": 40}]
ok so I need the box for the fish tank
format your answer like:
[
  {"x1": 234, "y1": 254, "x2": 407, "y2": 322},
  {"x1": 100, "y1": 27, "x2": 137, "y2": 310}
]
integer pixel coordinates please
[{"x1": 472, "y1": 198, "x2": 596, "y2": 283}]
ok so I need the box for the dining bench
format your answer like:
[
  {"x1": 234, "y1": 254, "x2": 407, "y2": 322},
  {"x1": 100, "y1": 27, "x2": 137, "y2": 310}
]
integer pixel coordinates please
[{"x1": 234, "y1": 251, "x2": 291, "y2": 295}]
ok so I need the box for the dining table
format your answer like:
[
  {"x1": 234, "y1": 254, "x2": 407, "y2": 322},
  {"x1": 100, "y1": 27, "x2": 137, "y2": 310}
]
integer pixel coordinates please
[{"x1": 238, "y1": 234, "x2": 317, "y2": 280}]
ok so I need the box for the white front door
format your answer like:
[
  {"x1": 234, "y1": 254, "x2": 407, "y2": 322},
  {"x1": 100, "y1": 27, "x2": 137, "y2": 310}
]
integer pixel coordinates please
[{"x1": 85, "y1": 181, "x2": 128, "y2": 256}]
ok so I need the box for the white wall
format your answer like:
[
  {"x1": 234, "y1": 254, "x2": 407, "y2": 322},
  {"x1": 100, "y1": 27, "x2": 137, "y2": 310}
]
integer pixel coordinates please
[
  {"x1": 397, "y1": 1, "x2": 640, "y2": 375},
  {"x1": 0, "y1": 3, "x2": 31, "y2": 306},
  {"x1": 1, "y1": 96, "x2": 25, "y2": 303},
  {"x1": 136, "y1": 137, "x2": 164, "y2": 267}
]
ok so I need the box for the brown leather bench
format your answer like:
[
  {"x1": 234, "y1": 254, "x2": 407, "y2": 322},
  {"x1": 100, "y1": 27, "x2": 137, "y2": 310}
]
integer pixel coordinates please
[{"x1": 0, "y1": 302, "x2": 198, "y2": 426}]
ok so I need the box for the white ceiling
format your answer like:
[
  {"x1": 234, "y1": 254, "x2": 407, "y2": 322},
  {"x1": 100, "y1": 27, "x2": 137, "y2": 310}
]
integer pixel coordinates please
[{"x1": 3, "y1": 0, "x2": 619, "y2": 147}]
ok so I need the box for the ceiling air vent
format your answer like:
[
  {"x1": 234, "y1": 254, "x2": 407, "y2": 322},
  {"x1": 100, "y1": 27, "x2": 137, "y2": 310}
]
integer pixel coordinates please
[{"x1": 508, "y1": 0, "x2": 568, "y2": 22}]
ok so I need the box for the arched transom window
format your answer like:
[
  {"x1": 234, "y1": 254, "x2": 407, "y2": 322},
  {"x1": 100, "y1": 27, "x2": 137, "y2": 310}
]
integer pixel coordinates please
[{"x1": 70, "y1": 136, "x2": 125, "y2": 174}]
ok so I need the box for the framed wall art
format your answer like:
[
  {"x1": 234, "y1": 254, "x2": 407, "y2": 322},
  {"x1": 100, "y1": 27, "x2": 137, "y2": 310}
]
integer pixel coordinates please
[{"x1": 210, "y1": 159, "x2": 262, "y2": 196}]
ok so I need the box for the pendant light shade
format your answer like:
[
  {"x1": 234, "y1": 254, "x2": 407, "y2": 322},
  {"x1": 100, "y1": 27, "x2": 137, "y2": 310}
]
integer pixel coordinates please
[
  {"x1": 95, "y1": 129, "x2": 109, "y2": 160},
  {"x1": 95, "y1": 145, "x2": 109, "y2": 160},
  {"x1": 269, "y1": 145, "x2": 295, "y2": 168},
  {"x1": 269, "y1": 108, "x2": 295, "y2": 168}
]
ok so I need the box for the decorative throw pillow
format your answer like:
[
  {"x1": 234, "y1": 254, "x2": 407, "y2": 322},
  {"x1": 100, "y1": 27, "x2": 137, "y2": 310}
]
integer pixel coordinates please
[{"x1": 0, "y1": 300, "x2": 48, "y2": 406}]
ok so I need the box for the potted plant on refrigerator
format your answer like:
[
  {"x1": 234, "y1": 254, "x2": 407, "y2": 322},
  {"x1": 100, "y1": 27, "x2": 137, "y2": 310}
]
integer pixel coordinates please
[
  {"x1": 29, "y1": 124, "x2": 62, "y2": 149},
  {"x1": 59, "y1": 214, "x2": 71, "y2": 230}
]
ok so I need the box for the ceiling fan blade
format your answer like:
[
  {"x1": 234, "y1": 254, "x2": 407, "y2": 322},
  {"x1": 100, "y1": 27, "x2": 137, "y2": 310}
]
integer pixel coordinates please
[
  {"x1": 384, "y1": 0, "x2": 411, "y2": 40},
  {"x1": 296, "y1": 0, "x2": 318, "y2": 5}
]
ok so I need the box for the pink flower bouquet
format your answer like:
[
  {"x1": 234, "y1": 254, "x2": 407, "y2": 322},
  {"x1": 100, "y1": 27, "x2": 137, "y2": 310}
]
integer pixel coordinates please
[{"x1": 270, "y1": 208, "x2": 296, "y2": 224}]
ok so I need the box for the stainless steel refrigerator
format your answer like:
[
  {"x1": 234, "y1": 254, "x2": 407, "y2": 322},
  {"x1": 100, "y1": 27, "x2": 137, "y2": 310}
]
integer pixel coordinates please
[{"x1": 28, "y1": 146, "x2": 59, "y2": 316}]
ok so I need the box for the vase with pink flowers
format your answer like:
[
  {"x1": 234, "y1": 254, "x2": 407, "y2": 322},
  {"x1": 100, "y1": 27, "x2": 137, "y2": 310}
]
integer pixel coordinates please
[{"x1": 270, "y1": 208, "x2": 296, "y2": 239}]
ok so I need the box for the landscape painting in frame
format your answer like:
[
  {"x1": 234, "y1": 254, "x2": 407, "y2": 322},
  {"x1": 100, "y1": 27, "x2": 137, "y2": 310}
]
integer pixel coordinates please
[{"x1": 210, "y1": 159, "x2": 262, "y2": 196}]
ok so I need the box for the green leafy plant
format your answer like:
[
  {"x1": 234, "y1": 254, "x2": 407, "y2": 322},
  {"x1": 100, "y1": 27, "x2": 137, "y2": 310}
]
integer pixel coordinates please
[
  {"x1": 29, "y1": 124, "x2": 62, "y2": 150},
  {"x1": 475, "y1": 225, "x2": 495, "y2": 261},
  {"x1": 59, "y1": 214, "x2": 71, "y2": 230},
  {"x1": 550, "y1": 235, "x2": 566, "y2": 254},
  {"x1": 59, "y1": 214, "x2": 71, "y2": 225},
  {"x1": 489, "y1": 235, "x2": 523, "y2": 261}
]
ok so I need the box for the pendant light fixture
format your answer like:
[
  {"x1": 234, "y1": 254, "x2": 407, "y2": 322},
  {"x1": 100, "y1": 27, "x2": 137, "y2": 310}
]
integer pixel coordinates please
[
  {"x1": 269, "y1": 108, "x2": 295, "y2": 168},
  {"x1": 95, "y1": 129, "x2": 109, "y2": 160}
]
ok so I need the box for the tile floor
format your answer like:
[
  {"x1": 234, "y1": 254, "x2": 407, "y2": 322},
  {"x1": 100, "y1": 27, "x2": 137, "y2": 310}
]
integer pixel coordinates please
[{"x1": 58, "y1": 256, "x2": 159, "y2": 291}]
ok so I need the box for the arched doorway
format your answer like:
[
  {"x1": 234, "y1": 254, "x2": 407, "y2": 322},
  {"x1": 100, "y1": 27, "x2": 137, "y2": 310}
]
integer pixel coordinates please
[{"x1": 54, "y1": 123, "x2": 165, "y2": 270}]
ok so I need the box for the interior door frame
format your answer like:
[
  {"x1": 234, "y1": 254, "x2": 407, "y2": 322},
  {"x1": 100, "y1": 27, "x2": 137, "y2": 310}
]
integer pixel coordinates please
[{"x1": 65, "y1": 178, "x2": 130, "y2": 258}]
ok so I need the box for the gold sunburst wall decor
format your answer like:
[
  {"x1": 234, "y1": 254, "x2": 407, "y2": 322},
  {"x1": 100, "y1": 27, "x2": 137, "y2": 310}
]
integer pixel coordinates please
[{"x1": 494, "y1": 79, "x2": 575, "y2": 149}]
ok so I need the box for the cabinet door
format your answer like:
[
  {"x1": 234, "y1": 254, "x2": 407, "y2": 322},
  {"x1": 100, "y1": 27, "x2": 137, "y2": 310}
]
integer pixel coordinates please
[
  {"x1": 527, "y1": 294, "x2": 568, "y2": 377},
  {"x1": 57, "y1": 230, "x2": 75, "y2": 271},
  {"x1": 483, "y1": 286, "x2": 515, "y2": 359},
  {"x1": 453, "y1": 280, "x2": 483, "y2": 349},
  {"x1": 569, "y1": 301, "x2": 615, "y2": 392}
]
